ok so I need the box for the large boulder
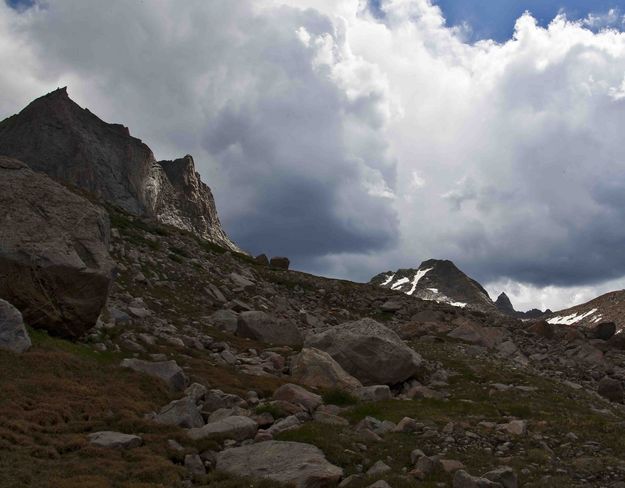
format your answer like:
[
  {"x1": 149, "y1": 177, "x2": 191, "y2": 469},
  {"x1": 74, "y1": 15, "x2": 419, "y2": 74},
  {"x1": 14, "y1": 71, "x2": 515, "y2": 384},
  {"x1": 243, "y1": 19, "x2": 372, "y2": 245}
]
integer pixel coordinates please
[
  {"x1": 0, "y1": 157, "x2": 113, "y2": 339},
  {"x1": 290, "y1": 348, "x2": 363, "y2": 391},
  {"x1": 155, "y1": 397, "x2": 204, "y2": 428},
  {"x1": 187, "y1": 416, "x2": 258, "y2": 441},
  {"x1": 216, "y1": 441, "x2": 343, "y2": 487},
  {"x1": 120, "y1": 359, "x2": 188, "y2": 391},
  {"x1": 305, "y1": 318, "x2": 423, "y2": 386},
  {"x1": 237, "y1": 311, "x2": 302, "y2": 346},
  {"x1": 0, "y1": 299, "x2": 31, "y2": 353}
]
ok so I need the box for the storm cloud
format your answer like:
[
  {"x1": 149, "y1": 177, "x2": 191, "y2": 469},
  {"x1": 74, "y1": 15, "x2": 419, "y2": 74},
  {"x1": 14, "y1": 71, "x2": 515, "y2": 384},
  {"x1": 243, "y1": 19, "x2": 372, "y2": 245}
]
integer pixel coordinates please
[{"x1": 4, "y1": 0, "x2": 625, "y2": 310}]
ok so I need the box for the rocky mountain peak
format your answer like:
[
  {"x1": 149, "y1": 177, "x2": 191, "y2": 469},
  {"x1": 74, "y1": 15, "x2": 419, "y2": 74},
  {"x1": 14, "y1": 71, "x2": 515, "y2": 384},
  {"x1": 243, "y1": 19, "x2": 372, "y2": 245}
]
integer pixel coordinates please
[
  {"x1": 495, "y1": 292, "x2": 515, "y2": 315},
  {"x1": 370, "y1": 258, "x2": 498, "y2": 313},
  {"x1": 0, "y1": 88, "x2": 240, "y2": 252}
]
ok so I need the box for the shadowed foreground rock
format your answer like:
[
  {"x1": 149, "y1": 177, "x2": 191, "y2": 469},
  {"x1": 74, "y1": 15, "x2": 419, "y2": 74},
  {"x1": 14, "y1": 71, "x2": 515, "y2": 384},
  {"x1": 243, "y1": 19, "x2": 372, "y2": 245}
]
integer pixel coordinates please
[
  {"x1": 0, "y1": 156, "x2": 113, "y2": 339},
  {"x1": 216, "y1": 441, "x2": 343, "y2": 487},
  {"x1": 306, "y1": 318, "x2": 423, "y2": 385},
  {"x1": 0, "y1": 299, "x2": 31, "y2": 353}
]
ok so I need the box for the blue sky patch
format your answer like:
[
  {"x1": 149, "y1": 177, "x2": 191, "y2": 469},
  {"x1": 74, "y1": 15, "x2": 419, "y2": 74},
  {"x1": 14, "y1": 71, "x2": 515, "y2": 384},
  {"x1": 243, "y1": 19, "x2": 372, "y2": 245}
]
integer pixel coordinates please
[{"x1": 369, "y1": 0, "x2": 625, "y2": 42}]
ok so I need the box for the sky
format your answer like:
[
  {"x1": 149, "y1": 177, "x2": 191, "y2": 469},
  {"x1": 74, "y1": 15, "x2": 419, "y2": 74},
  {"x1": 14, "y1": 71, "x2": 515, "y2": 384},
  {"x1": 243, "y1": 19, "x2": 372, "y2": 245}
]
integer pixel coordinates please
[{"x1": 3, "y1": 0, "x2": 625, "y2": 312}]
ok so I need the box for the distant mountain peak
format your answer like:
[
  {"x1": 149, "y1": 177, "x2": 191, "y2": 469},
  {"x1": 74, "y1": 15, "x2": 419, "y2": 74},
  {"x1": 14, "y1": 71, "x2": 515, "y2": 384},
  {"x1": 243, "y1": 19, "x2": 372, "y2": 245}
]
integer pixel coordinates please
[
  {"x1": 370, "y1": 258, "x2": 498, "y2": 313},
  {"x1": 495, "y1": 292, "x2": 515, "y2": 314},
  {"x1": 0, "y1": 88, "x2": 240, "y2": 252}
]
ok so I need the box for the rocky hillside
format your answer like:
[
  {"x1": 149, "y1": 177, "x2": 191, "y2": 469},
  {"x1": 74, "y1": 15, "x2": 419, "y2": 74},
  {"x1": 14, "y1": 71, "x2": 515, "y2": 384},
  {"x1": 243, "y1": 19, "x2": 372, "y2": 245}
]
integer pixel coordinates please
[
  {"x1": 371, "y1": 259, "x2": 499, "y2": 314},
  {"x1": 0, "y1": 88, "x2": 239, "y2": 252},
  {"x1": 547, "y1": 290, "x2": 625, "y2": 330},
  {"x1": 5, "y1": 95, "x2": 625, "y2": 487}
]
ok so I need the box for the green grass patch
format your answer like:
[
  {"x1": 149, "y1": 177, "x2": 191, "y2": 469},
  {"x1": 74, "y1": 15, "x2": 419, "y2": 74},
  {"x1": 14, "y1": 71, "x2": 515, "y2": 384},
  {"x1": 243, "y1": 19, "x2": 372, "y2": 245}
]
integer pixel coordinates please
[{"x1": 321, "y1": 389, "x2": 358, "y2": 407}]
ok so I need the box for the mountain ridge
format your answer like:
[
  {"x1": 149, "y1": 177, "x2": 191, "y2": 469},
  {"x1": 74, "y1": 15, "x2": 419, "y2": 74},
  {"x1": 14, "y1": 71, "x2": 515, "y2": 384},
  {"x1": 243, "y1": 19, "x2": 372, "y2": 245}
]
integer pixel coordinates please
[{"x1": 0, "y1": 87, "x2": 240, "y2": 252}]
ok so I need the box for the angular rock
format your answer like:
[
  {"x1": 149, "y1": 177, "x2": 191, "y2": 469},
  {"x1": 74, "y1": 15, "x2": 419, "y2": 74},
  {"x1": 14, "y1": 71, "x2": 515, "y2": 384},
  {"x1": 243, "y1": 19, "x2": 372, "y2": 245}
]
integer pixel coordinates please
[
  {"x1": 526, "y1": 321, "x2": 555, "y2": 340},
  {"x1": 591, "y1": 322, "x2": 616, "y2": 341},
  {"x1": 366, "y1": 482, "x2": 392, "y2": 488},
  {"x1": 270, "y1": 257, "x2": 290, "y2": 270},
  {"x1": 291, "y1": 348, "x2": 363, "y2": 391},
  {"x1": 155, "y1": 397, "x2": 204, "y2": 428},
  {"x1": 216, "y1": 441, "x2": 342, "y2": 487},
  {"x1": 355, "y1": 385, "x2": 392, "y2": 402},
  {"x1": 0, "y1": 156, "x2": 113, "y2": 339},
  {"x1": 306, "y1": 318, "x2": 423, "y2": 385},
  {"x1": 254, "y1": 254, "x2": 270, "y2": 266},
  {"x1": 0, "y1": 299, "x2": 31, "y2": 353},
  {"x1": 209, "y1": 309, "x2": 239, "y2": 333},
  {"x1": 273, "y1": 383, "x2": 322, "y2": 412},
  {"x1": 453, "y1": 470, "x2": 502, "y2": 488},
  {"x1": 598, "y1": 377, "x2": 624, "y2": 403},
  {"x1": 237, "y1": 311, "x2": 302, "y2": 346},
  {"x1": 187, "y1": 416, "x2": 258, "y2": 441},
  {"x1": 366, "y1": 460, "x2": 391, "y2": 476},
  {"x1": 88, "y1": 431, "x2": 142, "y2": 449},
  {"x1": 483, "y1": 467, "x2": 518, "y2": 488},
  {"x1": 184, "y1": 453, "x2": 206, "y2": 476},
  {"x1": 499, "y1": 420, "x2": 527, "y2": 436},
  {"x1": 120, "y1": 358, "x2": 188, "y2": 391}
]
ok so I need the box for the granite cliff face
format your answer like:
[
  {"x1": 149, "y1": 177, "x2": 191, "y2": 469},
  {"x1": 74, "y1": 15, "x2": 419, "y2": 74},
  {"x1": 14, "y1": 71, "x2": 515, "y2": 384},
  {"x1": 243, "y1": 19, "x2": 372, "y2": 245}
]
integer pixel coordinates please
[{"x1": 0, "y1": 88, "x2": 240, "y2": 252}]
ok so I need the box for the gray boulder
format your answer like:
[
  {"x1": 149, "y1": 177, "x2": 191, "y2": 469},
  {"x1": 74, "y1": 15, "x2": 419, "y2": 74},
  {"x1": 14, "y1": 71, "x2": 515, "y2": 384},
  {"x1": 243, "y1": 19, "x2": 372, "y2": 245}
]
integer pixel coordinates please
[
  {"x1": 88, "y1": 431, "x2": 142, "y2": 449},
  {"x1": 0, "y1": 156, "x2": 113, "y2": 339},
  {"x1": 355, "y1": 385, "x2": 392, "y2": 402},
  {"x1": 216, "y1": 441, "x2": 342, "y2": 487},
  {"x1": 306, "y1": 318, "x2": 423, "y2": 385},
  {"x1": 453, "y1": 470, "x2": 503, "y2": 488},
  {"x1": 120, "y1": 358, "x2": 188, "y2": 391},
  {"x1": 273, "y1": 383, "x2": 322, "y2": 412},
  {"x1": 209, "y1": 309, "x2": 239, "y2": 333},
  {"x1": 155, "y1": 397, "x2": 204, "y2": 428},
  {"x1": 187, "y1": 416, "x2": 258, "y2": 441},
  {"x1": 483, "y1": 467, "x2": 518, "y2": 488},
  {"x1": 0, "y1": 299, "x2": 31, "y2": 353},
  {"x1": 237, "y1": 311, "x2": 302, "y2": 346},
  {"x1": 291, "y1": 348, "x2": 362, "y2": 391}
]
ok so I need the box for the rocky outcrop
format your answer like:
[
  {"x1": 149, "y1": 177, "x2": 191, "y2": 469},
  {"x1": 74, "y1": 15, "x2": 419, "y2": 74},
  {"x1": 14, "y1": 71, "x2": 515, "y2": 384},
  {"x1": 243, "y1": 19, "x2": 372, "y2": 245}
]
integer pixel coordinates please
[
  {"x1": 215, "y1": 441, "x2": 343, "y2": 487},
  {"x1": 0, "y1": 88, "x2": 239, "y2": 252},
  {"x1": 306, "y1": 318, "x2": 423, "y2": 385},
  {"x1": 0, "y1": 299, "x2": 31, "y2": 353},
  {"x1": 0, "y1": 157, "x2": 113, "y2": 338}
]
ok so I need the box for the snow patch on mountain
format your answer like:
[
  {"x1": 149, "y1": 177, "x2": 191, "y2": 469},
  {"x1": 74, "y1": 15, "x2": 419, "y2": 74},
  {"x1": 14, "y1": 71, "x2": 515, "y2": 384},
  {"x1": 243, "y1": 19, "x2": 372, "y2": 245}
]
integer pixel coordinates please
[{"x1": 548, "y1": 308, "x2": 599, "y2": 325}]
